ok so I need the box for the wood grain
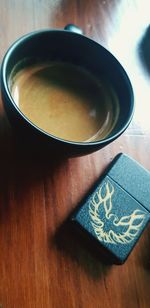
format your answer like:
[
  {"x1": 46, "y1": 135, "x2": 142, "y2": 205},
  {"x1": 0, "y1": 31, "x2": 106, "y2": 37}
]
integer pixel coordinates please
[{"x1": 0, "y1": 1, "x2": 150, "y2": 307}]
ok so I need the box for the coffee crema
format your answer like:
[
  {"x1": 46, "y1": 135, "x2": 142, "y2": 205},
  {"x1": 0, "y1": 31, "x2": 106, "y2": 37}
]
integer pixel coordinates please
[{"x1": 9, "y1": 61, "x2": 119, "y2": 142}]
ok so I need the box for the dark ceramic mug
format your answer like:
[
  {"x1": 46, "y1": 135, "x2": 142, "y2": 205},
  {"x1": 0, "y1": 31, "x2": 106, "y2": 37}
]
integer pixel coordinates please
[{"x1": 1, "y1": 24, "x2": 134, "y2": 156}]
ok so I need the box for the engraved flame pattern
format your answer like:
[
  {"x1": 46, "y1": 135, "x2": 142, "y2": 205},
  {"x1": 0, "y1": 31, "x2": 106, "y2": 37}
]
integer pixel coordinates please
[{"x1": 89, "y1": 181, "x2": 145, "y2": 244}]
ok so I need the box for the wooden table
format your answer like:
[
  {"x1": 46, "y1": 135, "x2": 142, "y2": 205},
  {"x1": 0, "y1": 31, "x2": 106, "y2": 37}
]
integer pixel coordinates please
[{"x1": 0, "y1": 1, "x2": 150, "y2": 307}]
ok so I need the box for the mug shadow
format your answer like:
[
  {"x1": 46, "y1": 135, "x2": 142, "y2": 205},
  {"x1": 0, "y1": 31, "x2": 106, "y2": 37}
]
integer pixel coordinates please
[
  {"x1": 0, "y1": 108, "x2": 65, "y2": 202},
  {"x1": 53, "y1": 219, "x2": 112, "y2": 281}
]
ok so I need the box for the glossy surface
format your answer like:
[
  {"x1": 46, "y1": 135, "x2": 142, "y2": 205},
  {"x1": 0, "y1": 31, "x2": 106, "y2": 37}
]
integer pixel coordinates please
[{"x1": 0, "y1": 1, "x2": 150, "y2": 307}]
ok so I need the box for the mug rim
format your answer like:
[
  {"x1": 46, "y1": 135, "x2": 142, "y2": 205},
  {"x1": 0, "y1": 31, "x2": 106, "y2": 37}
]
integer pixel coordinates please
[{"x1": 1, "y1": 29, "x2": 135, "y2": 147}]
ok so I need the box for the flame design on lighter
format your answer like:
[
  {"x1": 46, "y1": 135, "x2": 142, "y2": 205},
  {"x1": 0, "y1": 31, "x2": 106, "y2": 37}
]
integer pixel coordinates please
[{"x1": 89, "y1": 181, "x2": 145, "y2": 244}]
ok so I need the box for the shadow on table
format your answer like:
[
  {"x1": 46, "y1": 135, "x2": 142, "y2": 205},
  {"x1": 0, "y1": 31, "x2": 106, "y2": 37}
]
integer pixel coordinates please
[
  {"x1": 138, "y1": 25, "x2": 150, "y2": 75},
  {"x1": 54, "y1": 219, "x2": 112, "y2": 280},
  {"x1": 0, "y1": 110, "x2": 65, "y2": 196}
]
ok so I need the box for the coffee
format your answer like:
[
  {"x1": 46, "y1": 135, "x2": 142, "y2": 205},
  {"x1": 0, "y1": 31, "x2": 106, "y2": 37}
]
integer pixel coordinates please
[{"x1": 9, "y1": 61, "x2": 119, "y2": 142}]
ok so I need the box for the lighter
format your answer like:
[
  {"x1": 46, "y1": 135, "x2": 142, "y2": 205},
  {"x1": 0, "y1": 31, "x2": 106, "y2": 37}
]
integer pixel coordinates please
[{"x1": 70, "y1": 154, "x2": 150, "y2": 264}]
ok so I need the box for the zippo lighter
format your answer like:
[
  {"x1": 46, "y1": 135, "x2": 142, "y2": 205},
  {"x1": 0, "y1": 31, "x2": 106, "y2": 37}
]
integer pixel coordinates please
[{"x1": 71, "y1": 153, "x2": 150, "y2": 264}]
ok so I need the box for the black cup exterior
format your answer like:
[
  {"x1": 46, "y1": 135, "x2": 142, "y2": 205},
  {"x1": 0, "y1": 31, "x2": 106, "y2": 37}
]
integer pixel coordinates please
[{"x1": 1, "y1": 29, "x2": 134, "y2": 156}]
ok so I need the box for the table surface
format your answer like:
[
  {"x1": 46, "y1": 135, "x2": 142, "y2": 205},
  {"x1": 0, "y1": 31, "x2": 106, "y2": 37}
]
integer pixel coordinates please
[{"x1": 0, "y1": 1, "x2": 150, "y2": 307}]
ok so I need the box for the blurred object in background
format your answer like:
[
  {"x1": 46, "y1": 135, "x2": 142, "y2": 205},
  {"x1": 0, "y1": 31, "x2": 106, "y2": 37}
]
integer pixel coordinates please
[{"x1": 139, "y1": 25, "x2": 150, "y2": 76}]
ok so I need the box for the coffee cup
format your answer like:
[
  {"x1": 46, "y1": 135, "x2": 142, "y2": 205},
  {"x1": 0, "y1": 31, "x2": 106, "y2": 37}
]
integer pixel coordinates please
[{"x1": 1, "y1": 24, "x2": 134, "y2": 156}]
